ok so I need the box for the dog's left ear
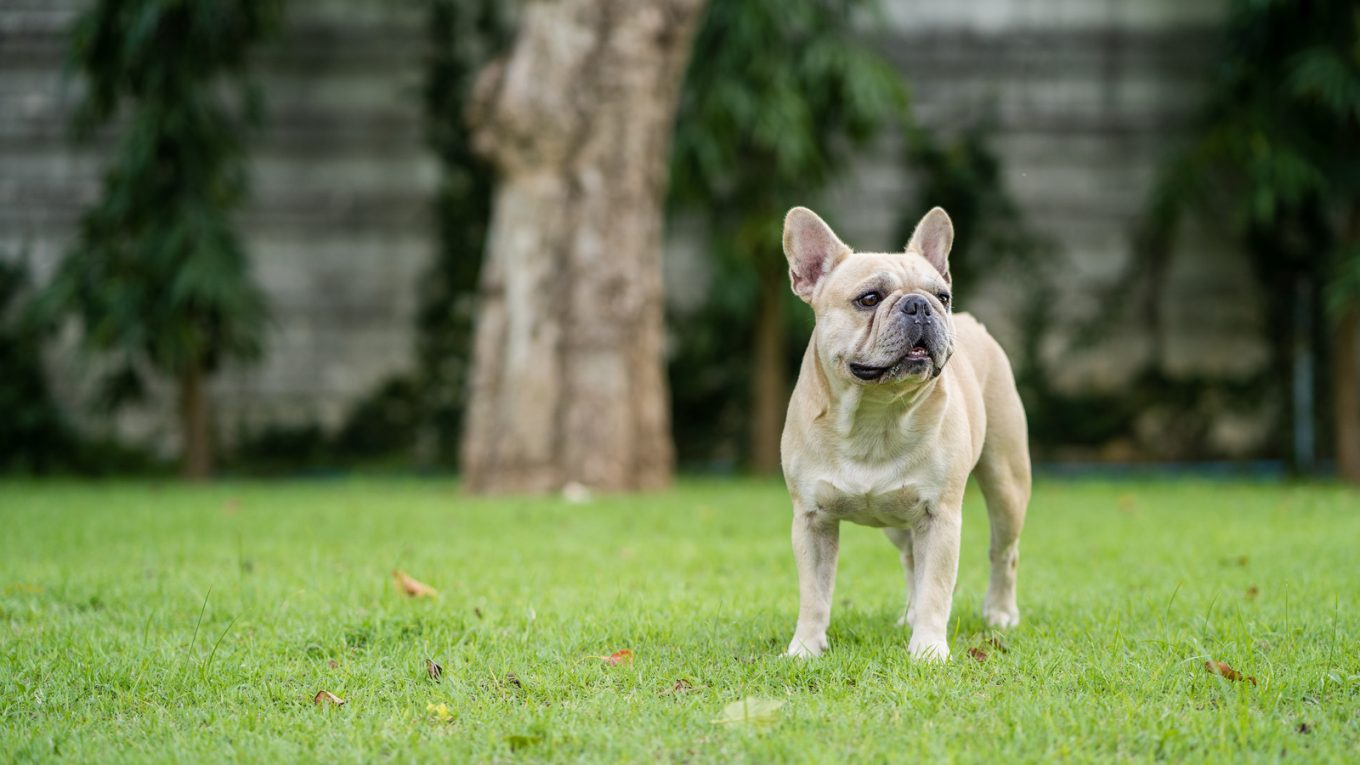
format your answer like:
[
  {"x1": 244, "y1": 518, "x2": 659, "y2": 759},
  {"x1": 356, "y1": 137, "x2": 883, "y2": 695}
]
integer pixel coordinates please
[{"x1": 905, "y1": 207, "x2": 954, "y2": 282}]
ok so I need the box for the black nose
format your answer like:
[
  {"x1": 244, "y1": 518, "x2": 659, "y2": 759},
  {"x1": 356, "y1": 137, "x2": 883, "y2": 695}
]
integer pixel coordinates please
[{"x1": 902, "y1": 294, "x2": 931, "y2": 317}]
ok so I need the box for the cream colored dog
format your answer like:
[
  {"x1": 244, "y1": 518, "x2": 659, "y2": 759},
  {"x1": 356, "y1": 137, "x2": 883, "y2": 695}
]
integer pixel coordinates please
[{"x1": 780, "y1": 206, "x2": 1030, "y2": 661}]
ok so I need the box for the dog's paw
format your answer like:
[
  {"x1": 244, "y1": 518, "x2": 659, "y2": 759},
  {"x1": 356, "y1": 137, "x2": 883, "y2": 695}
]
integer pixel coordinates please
[
  {"x1": 786, "y1": 634, "x2": 828, "y2": 658},
  {"x1": 907, "y1": 637, "x2": 950, "y2": 662},
  {"x1": 983, "y1": 603, "x2": 1020, "y2": 629}
]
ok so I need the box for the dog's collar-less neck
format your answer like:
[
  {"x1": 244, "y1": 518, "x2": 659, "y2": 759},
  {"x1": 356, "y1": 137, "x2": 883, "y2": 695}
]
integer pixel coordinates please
[{"x1": 812, "y1": 336, "x2": 947, "y2": 453}]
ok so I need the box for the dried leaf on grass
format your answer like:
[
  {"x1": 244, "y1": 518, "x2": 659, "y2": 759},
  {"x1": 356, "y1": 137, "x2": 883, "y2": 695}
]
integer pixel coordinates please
[
  {"x1": 662, "y1": 678, "x2": 700, "y2": 695},
  {"x1": 596, "y1": 649, "x2": 633, "y2": 666},
  {"x1": 1205, "y1": 660, "x2": 1257, "y2": 685},
  {"x1": 427, "y1": 659, "x2": 443, "y2": 681},
  {"x1": 967, "y1": 647, "x2": 988, "y2": 663},
  {"x1": 313, "y1": 690, "x2": 346, "y2": 706},
  {"x1": 712, "y1": 697, "x2": 785, "y2": 726},
  {"x1": 393, "y1": 569, "x2": 438, "y2": 598}
]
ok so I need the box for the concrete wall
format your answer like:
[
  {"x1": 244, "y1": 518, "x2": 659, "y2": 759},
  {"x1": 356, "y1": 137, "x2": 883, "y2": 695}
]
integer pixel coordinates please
[
  {"x1": 829, "y1": 0, "x2": 1261, "y2": 394},
  {"x1": 1, "y1": 0, "x2": 435, "y2": 452},
  {"x1": 822, "y1": 0, "x2": 1275, "y2": 457},
  {"x1": 3, "y1": 0, "x2": 1272, "y2": 459}
]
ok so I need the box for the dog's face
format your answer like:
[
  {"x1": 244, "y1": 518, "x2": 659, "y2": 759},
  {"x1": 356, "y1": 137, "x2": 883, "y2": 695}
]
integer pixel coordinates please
[{"x1": 783, "y1": 206, "x2": 956, "y2": 385}]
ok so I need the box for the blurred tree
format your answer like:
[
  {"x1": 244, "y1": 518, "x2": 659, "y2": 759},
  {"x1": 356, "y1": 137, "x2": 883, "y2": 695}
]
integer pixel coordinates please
[
  {"x1": 1133, "y1": 0, "x2": 1360, "y2": 481},
  {"x1": 40, "y1": 0, "x2": 280, "y2": 479},
  {"x1": 668, "y1": 0, "x2": 906, "y2": 473},
  {"x1": 414, "y1": 0, "x2": 510, "y2": 465},
  {"x1": 460, "y1": 0, "x2": 707, "y2": 493}
]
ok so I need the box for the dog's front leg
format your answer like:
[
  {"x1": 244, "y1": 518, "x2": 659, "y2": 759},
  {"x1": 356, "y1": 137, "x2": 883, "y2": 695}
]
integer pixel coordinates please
[
  {"x1": 786, "y1": 505, "x2": 839, "y2": 658},
  {"x1": 906, "y1": 505, "x2": 962, "y2": 662}
]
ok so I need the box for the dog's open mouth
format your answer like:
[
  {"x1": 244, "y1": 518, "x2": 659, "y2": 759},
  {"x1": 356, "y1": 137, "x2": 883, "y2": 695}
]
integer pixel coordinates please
[{"x1": 849, "y1": 345, "x2": 930, "y2": 381}]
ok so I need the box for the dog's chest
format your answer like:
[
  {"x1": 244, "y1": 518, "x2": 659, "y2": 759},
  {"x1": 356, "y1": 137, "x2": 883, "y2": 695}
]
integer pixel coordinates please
[{"x1": 809, "y1": 463, "x2": 935, "y2": 528}]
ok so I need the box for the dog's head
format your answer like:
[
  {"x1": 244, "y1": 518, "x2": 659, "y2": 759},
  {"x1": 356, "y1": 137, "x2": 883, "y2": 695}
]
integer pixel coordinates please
[{"x1": 783, "y1": 206, "x2": 956, "y2": 385}]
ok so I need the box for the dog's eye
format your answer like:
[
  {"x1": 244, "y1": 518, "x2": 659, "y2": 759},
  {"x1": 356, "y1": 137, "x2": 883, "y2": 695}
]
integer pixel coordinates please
[
  {"x1": 936, "y1": 292, "x2": 952, "y2": 308},
  {"x1": 855, "y1": 291, "x2": 882, "y2": 309}
]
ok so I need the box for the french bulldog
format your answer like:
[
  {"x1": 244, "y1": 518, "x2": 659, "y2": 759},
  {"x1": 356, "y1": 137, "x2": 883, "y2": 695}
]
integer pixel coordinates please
[{"x1": 780, "y1": 206, "x2": 1031, "y2": 661}]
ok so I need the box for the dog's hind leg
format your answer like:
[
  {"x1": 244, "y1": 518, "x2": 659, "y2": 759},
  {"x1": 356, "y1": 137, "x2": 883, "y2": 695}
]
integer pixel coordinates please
[
  {"x1": 882, "y1": 528, "x2": 915, "y2": 628},
  {"x1": 974, "y1": 378, "x2": 1031, "y2": 629}
]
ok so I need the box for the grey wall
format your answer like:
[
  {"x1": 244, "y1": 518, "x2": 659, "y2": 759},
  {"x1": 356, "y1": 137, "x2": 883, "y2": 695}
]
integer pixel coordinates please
[
  {"x1": 3, "y1": 0, "x2": 1274, "y2": 459},
  {"x1": 823, "y1": 0, "x2": 1274, "y2": 457},
  {"x1": 1, "y1": 0, "x2": 435, "y2": 453}
]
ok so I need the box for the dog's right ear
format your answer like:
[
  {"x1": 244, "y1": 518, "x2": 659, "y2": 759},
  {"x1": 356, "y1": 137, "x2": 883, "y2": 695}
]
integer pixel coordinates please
[{"x1": 783, "y1": 207, "x2": 850, "y2": 303}]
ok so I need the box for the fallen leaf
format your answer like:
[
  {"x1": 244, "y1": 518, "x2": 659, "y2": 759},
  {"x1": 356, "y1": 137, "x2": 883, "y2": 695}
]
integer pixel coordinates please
[
  {"x1": 663, "y1": 678, "x2": 698, "y2": 695},
  {"x1": 712, "y1": 697, "x2": 785, "y2": 726},
  {"x1": 983, "y1": 635, "x2": 1010, "y2": 653},
  {"x1": 1205, "y1": 660, "x2": 1257, "y2": 685},
  {"x1": 1246, "y1": 585, "x2": 1260, "y2": 599},
  {"x1": 427, "y1": 659, "x2": 443, "y2": 681},
  {"x1": 327, "y1": 659, "x2": 339, "y2": 670},
  {"x1": 392, "y1": 570, "x2": 438, "y2": 598},
  {"x1": 598, "y1": 649, "x2": 634, "y2": 666},
  {"x1": 426, "y1": 702, "x2": 453, "y2": 722},
  {"x1": 967, "y1": 647, "x2": 988, "y2": 663},
  {"x1": 1296, "y1": 722, "x2": 1312, "y2": 734},
  {"x1": 313, "y1": 690, "x2": 346, "y2": 706}
]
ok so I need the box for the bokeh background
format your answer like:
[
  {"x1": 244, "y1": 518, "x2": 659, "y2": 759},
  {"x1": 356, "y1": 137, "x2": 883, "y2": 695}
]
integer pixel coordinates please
[{"x1": 2, "y1": 0, "x2": 1357, "y2": 483}]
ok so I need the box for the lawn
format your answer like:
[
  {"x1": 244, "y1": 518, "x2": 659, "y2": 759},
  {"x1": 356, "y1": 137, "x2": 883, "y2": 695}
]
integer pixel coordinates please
[{"x1": 1, "y1": 478, "x2": 1358, "y2": 763}]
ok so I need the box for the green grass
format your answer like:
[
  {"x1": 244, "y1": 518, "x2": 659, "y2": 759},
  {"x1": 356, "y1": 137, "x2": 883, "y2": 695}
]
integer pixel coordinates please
[{"x1": 2, "y1": 478, "x2": 1358, "y2": 763}]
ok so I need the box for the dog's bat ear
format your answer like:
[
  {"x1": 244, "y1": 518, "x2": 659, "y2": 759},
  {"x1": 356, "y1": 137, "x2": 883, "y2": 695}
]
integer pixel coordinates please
[
  {"x1": 783, "y1": 207, "x2": 850, "y2": 303},
  {"x1": 905, "y1": 207, "x2": 954, "y2": 282}
]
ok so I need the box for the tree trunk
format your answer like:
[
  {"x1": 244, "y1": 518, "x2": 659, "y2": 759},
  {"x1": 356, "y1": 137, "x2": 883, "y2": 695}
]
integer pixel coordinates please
[
  {"x1": 179, "y1": 361, "x2": 212, "y2": 481},
  {"x1": 460, "y1": 0, "x2": 706, "y2": 494},
  {"x1": 750, "y1": 265, "x2": 787, "y2": 475},
  {"x1": 1335, "y1": 206, "x2": 1360, "y2": 485},
  {"x1": 1335, "y1": 305, "x2": 1360, "y2": 484}
]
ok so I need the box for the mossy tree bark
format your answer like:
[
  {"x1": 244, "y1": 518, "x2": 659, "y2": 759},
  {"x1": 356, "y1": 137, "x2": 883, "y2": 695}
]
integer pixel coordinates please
[
  {"x1": 1335, "y1": 208, "x2": 1360, "y2": 486},
  {"x1": 179, "y1": 360, "x2": 212, "y2": 481},
  {"x1": 460, "y1": 0, "x2": 706, "y2": 494}
]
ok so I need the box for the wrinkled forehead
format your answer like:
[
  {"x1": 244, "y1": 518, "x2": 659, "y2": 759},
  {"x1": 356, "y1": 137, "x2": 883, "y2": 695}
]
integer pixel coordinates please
[{"x1": 823, "y1": 251, "x2": 941, "y2": 293}]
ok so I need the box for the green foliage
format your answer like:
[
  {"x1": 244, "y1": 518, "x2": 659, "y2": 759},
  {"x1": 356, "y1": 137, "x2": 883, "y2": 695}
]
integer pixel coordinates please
[
  {"x1": 898, "y1": 122, "x2": 1052, "y2": 304},
  {"x1": 671, "y1": 0, "x2": 906, "y2": 227},
  {"x1": 233, "y1": 0, "x2": 510, "y2": 472},
  {"x1": 1, "y1": 257, "x2": 162, "y2": 475},
  {"x1": 1118, "y1": 0, "x2": 1360, "y2": 465},
  {"x1": 667, "y1": 0, "x2": 906, "y2": 464},
  {"x1": 0, "y1": 259, "x2": 78, "y2": 472},
  {"x1": 1136, "y1": 0, "x2": 1360, "y2": 317},
  {"x1": 410, "y1": 0, "x2": 510, "y2": 465},
  {"x1": 38, "y1": 0, "x2": 280, "y2": 407}
]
